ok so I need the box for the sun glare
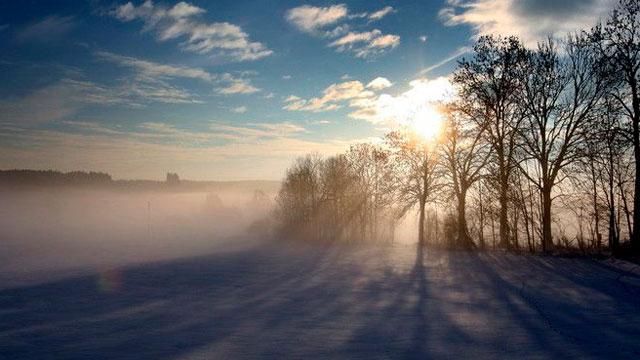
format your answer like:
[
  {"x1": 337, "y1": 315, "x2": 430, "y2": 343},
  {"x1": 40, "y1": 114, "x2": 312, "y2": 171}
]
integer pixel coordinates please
[{"x1": 410, "y1": 105, "x2": 444, "y2": 140}]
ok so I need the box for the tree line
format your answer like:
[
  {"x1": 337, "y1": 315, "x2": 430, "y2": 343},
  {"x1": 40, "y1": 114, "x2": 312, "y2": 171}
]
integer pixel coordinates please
[
  {"x1": 0, "y1": 170, "x2": 113, "y2": 187},
  {"x1": 275, "y1": 0, "x2": 640, "y2": 254}
]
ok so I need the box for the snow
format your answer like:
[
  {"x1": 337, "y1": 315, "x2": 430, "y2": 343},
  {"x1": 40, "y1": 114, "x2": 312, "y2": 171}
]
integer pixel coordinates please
[{"x1": 1, "y1": 243, "x2": 639, "y2": 359}]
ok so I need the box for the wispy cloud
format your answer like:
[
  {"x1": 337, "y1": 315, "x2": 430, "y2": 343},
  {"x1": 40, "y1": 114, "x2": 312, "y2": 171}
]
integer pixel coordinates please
[
  {"x1": 60, "y1": 120, "x2": 308, "y2": 145},
  {"x1": 328, "y1": 29, "x2": 400, "y2": 58},
  {"x1": 0, "y1": 72, "x2": 206, "y2": 125},
  {"x1": 217, "y1": 76, "x2": 260, "y2": 95},
  {"x1": 419, "y1": 46, "x2": 472, "y2": 75},
  {"x1": 368, "y1": 6, "x2": 395, "y2": 21},
  {"x1": 0, "y1": 79, "x2": 140, "y2": 125},
  {"x1": 285, "y1": 4, "x2": 400, "y2": 59},
  {"x1": 439, "y1": 0, "x2": 613, "y2": 47},
  {"x1": 0, "y1": 121, "x2": 351, "y2": 180},
  {"x1": 15, "y1": 15, "x2": 76, "y2": 42},
  {"x1": 113, "y1": 1, "x2": 272, "y2": 62},
  {"x1": 95, "y1": 51, "x2": 216, "y2": 82},
  {"x1": 96, "y1": 51, "x2": 260, "y2": 96}
]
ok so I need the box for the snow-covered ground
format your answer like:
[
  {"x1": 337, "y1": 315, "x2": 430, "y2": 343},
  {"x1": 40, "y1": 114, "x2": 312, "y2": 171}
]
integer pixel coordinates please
[{"x1": 1, "y1": 243, "x2": 639, "y2": 359}]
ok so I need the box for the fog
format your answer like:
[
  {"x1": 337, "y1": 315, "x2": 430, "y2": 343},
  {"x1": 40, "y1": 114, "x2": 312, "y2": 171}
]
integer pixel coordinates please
[{"x1": 0, "y1": 188, "x2": 274, "y2": 288}]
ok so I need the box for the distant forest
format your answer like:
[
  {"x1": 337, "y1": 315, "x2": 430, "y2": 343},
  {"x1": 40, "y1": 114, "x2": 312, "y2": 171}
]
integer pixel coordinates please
[
  {"x1": 274, "y1": 0, "x2": 640, "y2": 255},
  {"x1": 0, "y1": 169, "x2": 280, "y2": 193}
]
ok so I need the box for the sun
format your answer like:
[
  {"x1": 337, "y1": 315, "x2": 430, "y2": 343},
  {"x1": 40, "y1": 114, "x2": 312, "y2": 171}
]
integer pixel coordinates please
[{"x1": 409, "y1": 104, "x2": 444, "y2": 141}]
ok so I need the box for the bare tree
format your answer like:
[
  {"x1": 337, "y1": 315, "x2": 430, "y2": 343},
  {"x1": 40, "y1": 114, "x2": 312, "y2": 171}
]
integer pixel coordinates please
[
  {"x1": 453, "y1": 35, "x2": 528, "y2": 249},
  {"x1": 580, "y1": 96, "x2": 633, "y2": 251},
  {"x1": 516, "y1": 36, "x2": 608, "y2": 252},
  {"x1": 441, "y1": 105, "x2": 490, "y2": 248},
  {"x1": 275, "y1": 154, "x2": 323, "y2": 239},
  {"x1": 386, "y1": 131, "x2": 444, "y2": 247},
  {"x1": 593, "y1": 0, "x2": 640, "y2": 249},
  {"x1": 345, "y1": 143, "x2": 396, "y2": 242}
]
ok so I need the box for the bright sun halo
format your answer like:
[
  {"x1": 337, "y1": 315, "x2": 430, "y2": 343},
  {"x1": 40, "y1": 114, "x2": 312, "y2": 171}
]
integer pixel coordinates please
[{"x1": 409, "y1": 105, "x2": 444, "y2": 141}]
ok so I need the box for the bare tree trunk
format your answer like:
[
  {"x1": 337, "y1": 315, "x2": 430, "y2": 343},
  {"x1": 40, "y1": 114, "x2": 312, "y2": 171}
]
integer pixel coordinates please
[
  {"x1": 542, "y1": 186, "x2": 553, "y2": 252},
  {"x1": 418, "y1": 198, "x2": 426, "y2": 247},
  {"x1": 499, "y1": 174, "x2": 510, "y2": 249},
  {"x1": 620, "y1": 184, "x2": 633, "y2": 241},
  {"x1": 513, "y1": 210, "x2": 520, "y2": 250},
  {"x1": 478, "y1": 184, "x2": 486, "y2": 249},
  {"x1": 434, "y1": 208, "x2": 439, "y2": 246},
  {"x1": 632, "y1": 78, "x2": 640, "y2": 250},
  {"x1": 457, "y1": 191, "x2": 472, "y2": 249},
  {"x1": 590, "y1": 163, "x2": 601, "y2": 249},
  {"x1": 609, "y1": 163, "x2": 619, "y2": 251},
  {"x1": 491, "y1": 213, "x2": 497, "y2": 249}
]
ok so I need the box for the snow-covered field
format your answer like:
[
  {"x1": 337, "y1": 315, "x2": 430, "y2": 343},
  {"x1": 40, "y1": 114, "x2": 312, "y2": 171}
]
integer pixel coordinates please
[{"x1": 1, "y1": 241, "x2": 640, "y2": 359}]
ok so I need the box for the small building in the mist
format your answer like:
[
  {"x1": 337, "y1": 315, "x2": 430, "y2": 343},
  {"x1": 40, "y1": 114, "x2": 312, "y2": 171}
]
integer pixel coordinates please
[{"x1": 166, "y1": 172, "x2": 180, "y2": 185}]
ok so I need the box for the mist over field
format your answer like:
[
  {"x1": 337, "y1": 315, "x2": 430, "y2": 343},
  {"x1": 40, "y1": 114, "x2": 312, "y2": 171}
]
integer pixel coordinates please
[
  {"x1": 4, "y1": 0, "x2": 640, "y2": 358},
  {"x1": 0, "y1": 187, "x2": 276, "y2": 288}
]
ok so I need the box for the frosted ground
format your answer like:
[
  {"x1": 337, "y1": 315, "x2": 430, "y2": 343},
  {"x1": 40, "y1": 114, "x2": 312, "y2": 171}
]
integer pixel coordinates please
[{"x1": 1, "y1": 191, "x2": 640, "y2": 359}]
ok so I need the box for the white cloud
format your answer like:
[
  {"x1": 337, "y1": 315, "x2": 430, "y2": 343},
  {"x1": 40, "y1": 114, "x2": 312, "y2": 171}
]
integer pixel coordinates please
[
  {"x1": 282, "y1": 75, "x2": 292, "y2": 80},
  {"x1": 231, "y1": 106, "x2": 247, "y2": 113},
  {"x1": 349, "y1": 77, "x2": 454, "y2": 126},
  {"x1": 439, "y1": 0, "x2": 614, "y2": 47},
  {"x1": 329, "y1": 29, "x2": 400, "y2": 58},
  {"x1": 368, "y1": 6, "x2": 395, "y2": 21},
  {"x1": 113, "y1": 1, "x2": 272, "y2": 62},
  {"x1": 329, "y1": 29, "x2": 379, "y2": 47},
  {"x1": 282, "y1": 75, "x2": 455, "y2": 131},
  {"x1": 283, "y1": 80, "x2": 374, "y2": 112},
  {"x1": 285, "y1": 4, "x2": 348, "y2": 33},
  {"x1": 419, "y1": 35, "x2": 428, "y2": 43},
  {"x1": 167, "y1": 1, "x2": 204, "y2": 18},
  {"x1": 284, "y1": 4, "x2": 400, "y2": 59},
  {"x1": 366, "y1": 77, "x2": 392, "y2": 90},
  {"x1": 217, "y1": 77, "x2": 260, "y2": 94}
]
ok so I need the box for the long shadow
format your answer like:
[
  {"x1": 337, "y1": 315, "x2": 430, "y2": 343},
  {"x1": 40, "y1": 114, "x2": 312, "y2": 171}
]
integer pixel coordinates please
[
  {"x1": 459, "y1": 252, "x2": 584, "y2": 358},
  {"x1": 2, "y1": 243, "x2": 639, "y2": 359},
  {"x1": 0, "y1": 242, "x2": 341, "y2": 359},
  {"x1": 472, "y1": 252, "x2": 640, "y2": 358},
  {"x1": 341, "y1": 245, "x2": 475, "y2": 359}
]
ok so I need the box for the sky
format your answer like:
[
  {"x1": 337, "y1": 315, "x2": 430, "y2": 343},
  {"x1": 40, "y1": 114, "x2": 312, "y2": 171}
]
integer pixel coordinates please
[{"x1": 0, "y1": 0, "x2": 616, "y2": 180}]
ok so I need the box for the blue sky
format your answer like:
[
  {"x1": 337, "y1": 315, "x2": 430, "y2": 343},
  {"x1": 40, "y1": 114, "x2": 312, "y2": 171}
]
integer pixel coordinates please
[{"x1": 0, "y1": 0, "x2": 614, "y2": 180}]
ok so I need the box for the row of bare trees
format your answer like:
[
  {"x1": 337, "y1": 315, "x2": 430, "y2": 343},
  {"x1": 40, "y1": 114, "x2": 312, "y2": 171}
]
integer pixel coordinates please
[
  {"x1": 275, "y1": 146, "x2": 396, "y2": 243},
  {"x1": 275, "y1": 0, "x2": 640, "y2": 254}
]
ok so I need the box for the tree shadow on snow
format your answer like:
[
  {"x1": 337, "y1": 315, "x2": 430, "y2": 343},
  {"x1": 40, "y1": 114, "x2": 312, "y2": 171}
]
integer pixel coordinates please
[{"x1": 1, "y1": 244, "x2": 640, "y2": 359}]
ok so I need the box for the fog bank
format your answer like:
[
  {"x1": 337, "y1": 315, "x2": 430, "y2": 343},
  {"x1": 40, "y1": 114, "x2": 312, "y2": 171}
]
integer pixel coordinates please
[{"x1": 0, "y1": 188, "x2": 274, "y2": 288}]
